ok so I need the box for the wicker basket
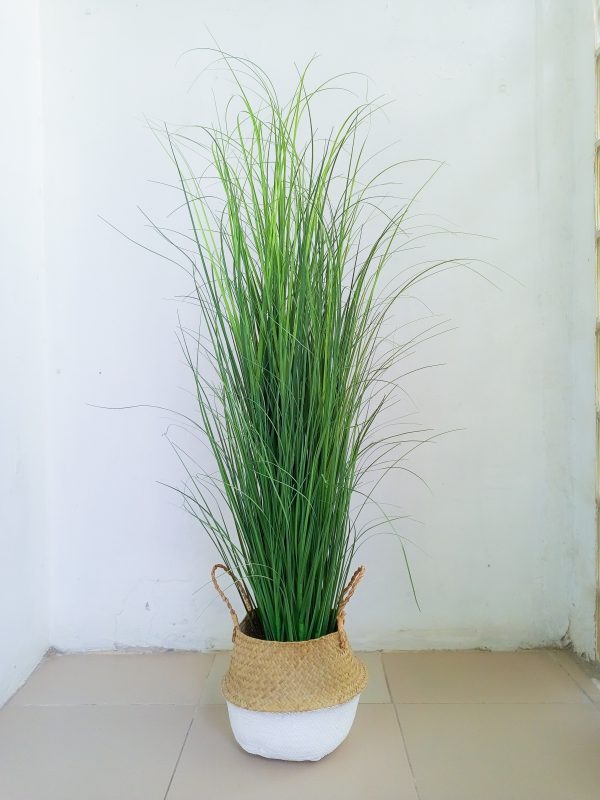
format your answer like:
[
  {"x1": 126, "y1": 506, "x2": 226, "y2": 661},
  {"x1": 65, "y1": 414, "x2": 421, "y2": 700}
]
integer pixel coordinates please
[{"x1": 211, "y1": 564, "x2": 368, "y2": 760}]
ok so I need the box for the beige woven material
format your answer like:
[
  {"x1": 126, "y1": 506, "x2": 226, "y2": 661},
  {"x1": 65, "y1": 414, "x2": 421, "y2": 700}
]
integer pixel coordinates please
[{"x1": 211, "y1": 564, "x2": 368, "y2": 713}]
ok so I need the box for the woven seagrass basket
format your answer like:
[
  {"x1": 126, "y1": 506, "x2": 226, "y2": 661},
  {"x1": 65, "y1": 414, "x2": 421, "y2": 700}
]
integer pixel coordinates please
[{"x1": 211, "y1": 564, "x2": 368, "y2": 760}]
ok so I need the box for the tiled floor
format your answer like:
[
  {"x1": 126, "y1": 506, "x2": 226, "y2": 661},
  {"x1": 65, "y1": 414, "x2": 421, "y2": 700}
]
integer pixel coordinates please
[{"x1": 1, "y1": 649, "x2": 600, "y2": 800}]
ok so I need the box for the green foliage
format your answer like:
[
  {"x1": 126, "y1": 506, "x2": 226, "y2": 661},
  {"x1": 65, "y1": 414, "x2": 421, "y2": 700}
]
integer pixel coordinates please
[{"x1": 164, "y1": 55, "x2": 436, "y2": 641}]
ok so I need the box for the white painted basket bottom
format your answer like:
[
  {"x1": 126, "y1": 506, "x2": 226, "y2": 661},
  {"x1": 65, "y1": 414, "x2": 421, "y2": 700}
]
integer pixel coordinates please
[{"x1": 226, "y1": 694, "x2": 360, "y2": 761}]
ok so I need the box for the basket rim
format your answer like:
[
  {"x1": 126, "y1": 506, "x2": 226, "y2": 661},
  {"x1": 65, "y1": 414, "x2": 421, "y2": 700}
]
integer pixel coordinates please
[{"x1": 236, "y1": 613, "x2": 344, "y2": 647}]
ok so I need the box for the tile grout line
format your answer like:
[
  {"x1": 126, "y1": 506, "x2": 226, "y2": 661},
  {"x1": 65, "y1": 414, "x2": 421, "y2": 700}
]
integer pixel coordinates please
[
  {"x1": 162, "y1": 714, "x2": 194, "y2": 800},
  {"x1": 546, "y1": 650, "x2": 598, "y2": 704},
  {"x1": 366, "y1": 700, "x2": 596, "y2": 706},
  {"x1": 381, "y1": 654, "x2": 422, "y2": 800},
  {"x1": 8, "y1": 702, "x2": 207, "y2": 708},
  {"x1": 198, "y1": 652, "x2": 228, "y2": 706}
]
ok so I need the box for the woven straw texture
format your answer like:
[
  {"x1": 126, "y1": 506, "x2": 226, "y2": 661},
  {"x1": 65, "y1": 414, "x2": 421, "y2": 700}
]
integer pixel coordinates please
[
  {"x1": 212, "y1": 564, "x2": 368, "y2": 713},
  {"x1": 222, "y1": 616, "x2": 367, "y2": 712}
]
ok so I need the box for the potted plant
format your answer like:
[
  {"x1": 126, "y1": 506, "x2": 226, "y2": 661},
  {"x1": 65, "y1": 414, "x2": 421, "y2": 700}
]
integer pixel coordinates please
[{"x1": 165, "y1": 55, "x2": 430, "y2": 761}]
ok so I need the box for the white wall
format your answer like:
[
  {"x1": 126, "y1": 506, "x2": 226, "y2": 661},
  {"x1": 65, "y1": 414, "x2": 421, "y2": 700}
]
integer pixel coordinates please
[
  {"x1": 0, "y1": 0, "x2": 48, "y2": 704},
  {"x1": 39, "y1": 0, "x2": 597, "y2": 656}
]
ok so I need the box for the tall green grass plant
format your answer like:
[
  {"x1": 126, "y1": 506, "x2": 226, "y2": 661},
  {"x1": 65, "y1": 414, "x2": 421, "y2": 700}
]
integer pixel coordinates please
[{"x1": 163, "y1": 55, "x2": 442, "y2": 641}]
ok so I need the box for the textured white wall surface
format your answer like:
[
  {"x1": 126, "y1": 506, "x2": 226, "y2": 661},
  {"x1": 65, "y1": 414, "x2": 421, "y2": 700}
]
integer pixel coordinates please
[
  {"x1": 0, "y1": 0, "x2": 48, "y2": 705},
  {"x1": 25, "y1": 0, "x2": 597, "y2": 657}
]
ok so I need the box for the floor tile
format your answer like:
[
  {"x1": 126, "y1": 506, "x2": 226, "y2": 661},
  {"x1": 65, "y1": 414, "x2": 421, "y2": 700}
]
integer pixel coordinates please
[
  {"x1": 383, "y1": 650, "x2": 589, "y2": 703},
  {"x1": 199, "y1": 652, "x2": 230, "y2": 704},
  {"x1": 0, "y1": 704, "x2": 193, "y2": 800},
  {"x1": 9, "y1": 652, "x2": 214, "y2": 706},
  {"x1": 357, "y1": 652, "x2": 391, "y2": 703},
  {"x1": 398, "y1": 702, "x2": 600, "y2": 800},
  {"x1": 167, "y1": 704, "x2": 417, "y2": 800},
  {"x1": 548, "y1": 649, "x2": 600, "y2": 703}
]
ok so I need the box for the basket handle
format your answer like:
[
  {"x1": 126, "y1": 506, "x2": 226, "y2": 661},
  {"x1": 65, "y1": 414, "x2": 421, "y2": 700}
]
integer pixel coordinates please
[
  {"x1": 211, "y1": 562, "x2": 364, "y2": 649},
  {"x1": 336, "y1": 566, "x2": 366, "y2": 650},
  {"x1": 211, "y1": 564, "x2": 253, "y2": 637}
]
